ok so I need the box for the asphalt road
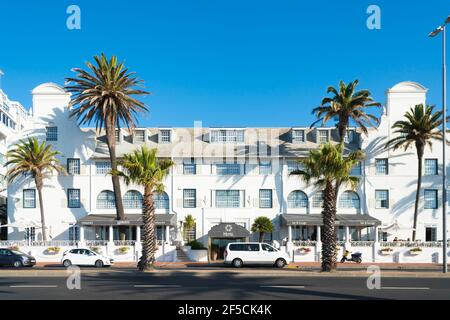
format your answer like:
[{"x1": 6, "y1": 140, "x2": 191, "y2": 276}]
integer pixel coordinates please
[{"x1": 0, "y1": 268, "x2": 450, "y2": 300}]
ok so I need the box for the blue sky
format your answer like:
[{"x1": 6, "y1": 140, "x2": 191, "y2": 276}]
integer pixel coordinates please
[{"x1": 0, "y1": 0, "x2": 448, "y2": 127}]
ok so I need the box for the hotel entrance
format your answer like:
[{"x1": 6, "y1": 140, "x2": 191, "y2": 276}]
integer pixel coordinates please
[{"x1": 208, "y1": 223, "x2": 250, "y2": 261}]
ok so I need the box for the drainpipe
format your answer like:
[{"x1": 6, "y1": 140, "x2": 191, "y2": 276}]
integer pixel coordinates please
[{"x1": 170, "y1": 165, "x2": 179, "y2": 247}]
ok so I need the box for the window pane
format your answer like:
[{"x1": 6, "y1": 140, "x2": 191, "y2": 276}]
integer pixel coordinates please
[
  {"x1": 96, "y1": 161, "x2": 111, "y2": 175},
  {"x1": 318, "y1": 130, "x2": 329, "y2": 143},
  {"x1": 183, "y1": 163, "x2": 196, "y2": 175},
  {"x1": 160, "y1": 130, "x2": 171, "y2": 143},
  {"x1": 259, "y1": 189, "x2": 272, "y2": 208},
  {"x1": 258, "y1": 161, "x2": 272, "y2": 175},
  {"x1": 287, "y1": 160, "x2": 302, "y2": 174},
  {"x1": 153, "y1": 192, "x2": 169, "y2": 210},
  {"x1": 183, "y1": 189, "x2": 196, "y2": 208},
  {"x1": 375, "y1": 190, "x2": 389, "y2": 209},
  {"x1": 46, "y1": 126, "x2": 58, "y2": 141},
  {"x1": 135, "y1": 130, "x2": 145, "y2": 142},
  {"x1": 68, "y1": 189, "x2": 81, "y2": 208},
  {"x1": 292, "y1": 130, "x2": 305, "y2": 143},
  {"x1": 216, "y1": 163, "x2": 241, "y2": 175},
  {"x1": 339, "y1": 191, "x2": 360, "y2": 209},
  {"x1": 424, "y1": 189, "x2": 438, "y2": 209},
  {"x1": 67, "y1": 159, "x2": 80, "y2": 175},
  {"x1": 311, "y1": 192, "x2": 324, "y2": 208},
  {"x1": 123, "y1": 190, "x2": 143, "y2": 209},
  {"x1": 375, "y1": 159, "x2": 388, "y2": 175},
  {"x1": 425, "y1": 159, "x2": 438, "y2": 175},
  {"x1": 215, "y1": 190, "x2": 240, "y2": 208},
  {"x1": 23, "y1": 189, "x2": 36, "y2": 208},
  {"x1": 97, "y1": 191, "x2": 116, "y2": 209},
  {"x1": 210, "y1": 130, "x2": 245, "y2": 143},
  {"x1": 350, "y1": 162, "x2": 362, "y2": 176},
  {"x1": 287, "y1": 191, "x2": 308, "y2": 208}
]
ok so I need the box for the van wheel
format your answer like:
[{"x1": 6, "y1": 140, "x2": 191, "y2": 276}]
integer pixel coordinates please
[
  {"x1": 63, "y1": 260, "x2": 72, "y2": 267},
  {"x1": 232, "y1": 259, "x2": 243, "y2": 268},
  {"x1": 95, "y1": 260, "x2": 104, "y2": 268},
  {"x1": 275, "y1": 258, "x2": 286, "y2": 268}
]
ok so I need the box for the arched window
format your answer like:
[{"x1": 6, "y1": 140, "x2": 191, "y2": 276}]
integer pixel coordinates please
[
  {"x1": 97, "y1": 190, "x2": 115, "y2": 209},
  {"x1": 123, "y1": 190, "x2": 143, "y2": 209},
  {"x1": 339, "y1": 191, "x2": 360, "y2": 209},
  {"x1": 311, "y1": 191, "x2": 324, "y2": 208},
  {"x1": 153, "y1": 192, "x2": 169, "y2": 211},
  {"x1": 287, "y1": 191, "x2": 308, "y2": 208}
]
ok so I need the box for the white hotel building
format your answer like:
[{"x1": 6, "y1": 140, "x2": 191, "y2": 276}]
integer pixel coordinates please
[{"x1": 4, "y1": 81, "x2": 450, "y2": 262}]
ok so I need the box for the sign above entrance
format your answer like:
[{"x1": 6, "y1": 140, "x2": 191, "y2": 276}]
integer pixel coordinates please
[{"x1": 208, "y1": 223, "x2": 250, "y2": 239}]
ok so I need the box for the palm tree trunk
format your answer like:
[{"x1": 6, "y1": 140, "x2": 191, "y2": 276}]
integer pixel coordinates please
[
  {"x1": 35, "y1": 176, "x2": 47, "y2": 241},
  {"x1": 259, "y1": 232, "x2": 264, "y2": 243},
  {"x1": 321, "y1": 180, "x2": 337, "y2": 272},
  {"x1": 105, "y1": 118, "x2": 126, "y2": 239},
  {"x1": 412, "y1": 144, "x2": 424, "y2": 241},
  {"x1": 139, "y1": 185, "x2": 157, "y2": 271}
]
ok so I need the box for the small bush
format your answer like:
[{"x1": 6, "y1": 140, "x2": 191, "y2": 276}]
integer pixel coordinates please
[
  {"x1": 90, "y1": 246, "x2": 102, "y2": 254},
  {"x1": 187, "y1": 240, "x2": 206, "y2": 250},
  {"x1": 118, "y1": 246, "x2": 129, "y2": 254}
]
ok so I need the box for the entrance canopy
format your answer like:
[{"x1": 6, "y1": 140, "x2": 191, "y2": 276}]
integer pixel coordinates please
[
  {"x1": 77, "y1": 214, "x2": 176, "y2": 227},
  {"x1": 208, "y1": 223, "x2": 250, "y2": 238},
  {"x1": 281, "y1": 214, "x2": 381, "y2": 227}
]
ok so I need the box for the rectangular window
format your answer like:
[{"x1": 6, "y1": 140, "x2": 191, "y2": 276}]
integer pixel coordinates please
[
  {"x1": 258, "y1": 161, "x2": 272, "y2": 175},
  {"x1": 318, "y1": 130, "x2": 329, "y2": 143},
  {"x1": 344, "y1": 130, "x2": 355, "y2": 143},
  {"x1": 312, "y1": 192, "x2": 324, "y2": 208},
  {"x1": 292, "y1": 130, "x2": 305, "y2": 143},
  {"x1": 69, "y1": 226, "x2": 79, "y2": 241},
  {"x1": 23, "y1": 189, "x2": 36, "y2": 208},
  {"x1": 375, "y1": 190, "x2": 389, "y2": 209},
  {"x1": 350, "y1": 162, "x2": 362, "y2": 176},
  {"x1": 210, "y1": 129, "x2": 245, "y2": 143},
  {"x1": 68, "y1": 189, "x2": 81, "y2": 208},
  {"x1": 67, "y1": 158, "x2": 80, "y2": 175},
  {"x1": 183, "y1": 163, "x2": 197, "y2": 175},
  {"x1": 424, "y1": 189, "x2": 438, "y2": 209},
  {"x1": 96, "y1": 161, "x2": 111, "y2": 175},
  {"x1": 259, "y1": 189, "x2": 273, "y2": 208},
  {"x1": 375, "y1": 159, "x2": 389, "y2": 175},
  {"x1": 216, "y1": 163, "x2": 241, "y2": 175},
  {"x1": 46, "y1": 126, "x2": 58, "y2": 141},
  {"x1": 135, "y1": 130, "x2": 145, "y2": 142},
  {"x1": 215, "y1": 190, "x2": 241, "y2": 208},
  {"x1": 287, "y1": 160, "x2": 302, "y2": 174},
  {"x1": 425, "y1": 159, "x2": 438, "y2": 175},
  {"x1": 183, "y1": 189, "x2": 196, "y2": 208},
  {"x1": 159, "y1": 130, "x2": 171, "y2": 143},
  {"x1": 425, "y1": 227, "x2": 437, "y2": 242}
]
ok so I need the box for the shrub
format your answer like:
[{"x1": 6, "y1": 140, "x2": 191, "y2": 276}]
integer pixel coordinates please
[
  {"x1": 410, "y1": 247, "x2": 423, "y2": 253},
  {"x1": 187, "y1": 240, "x2": 206, "y2": 250},
  {"x1": 118, "y1": 246, "x2": 129, "y2": 254},
  {"x1": 90, "y1": 246, "x2": 102, "y2": 254},
  {"x1": 47, "y1": 247, "x2": 61, "y2": 253}
]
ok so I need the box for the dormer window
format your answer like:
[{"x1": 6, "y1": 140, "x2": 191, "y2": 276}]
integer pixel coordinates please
[
  {"x1": 159, "y1": 129, "x2": 172, "y2": 143},
  {"x1": 318, "y1": 130, "x2": 329, "y2": 143},
  {"x1": 135, "y1": 130, "x2": 145, "y2": 143},
  {"x1": 210, "y1": 129, "x2": 245, "y2": 143},
  {"x1": 344, "y1": 130, "x2": 355, "y2": 143},
  {"x1": 292, "y1": 129, "x2": 305, "y2": 143}
]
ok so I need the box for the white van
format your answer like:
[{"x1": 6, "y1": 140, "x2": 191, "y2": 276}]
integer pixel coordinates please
[{"x1": 223, "y1": 242, "x2": 290, "y2": 268}]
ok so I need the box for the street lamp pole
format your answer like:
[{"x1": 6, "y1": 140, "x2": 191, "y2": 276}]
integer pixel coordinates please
[{"x1": 430, "y1": 16, "x2": 450, "y2": 273}]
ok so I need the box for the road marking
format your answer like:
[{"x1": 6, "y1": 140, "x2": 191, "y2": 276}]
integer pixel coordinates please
[
  {"x1": 133, "y1": 284, "x2": 181, "y2": 288},
  {"x1": 260, "y1": 285, "x2": 305, "y2": 289},
  {"x1": 381, "y1": 287, "x2": 430, "y2": 290},
  {"x1": 9, "y1": 285, "x2": 58, "y2": 288}
]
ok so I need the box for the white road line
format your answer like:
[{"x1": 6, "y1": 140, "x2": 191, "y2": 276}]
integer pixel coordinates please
[
  {"x1": 9, "y1": 285, "x2": 58, "y2": 288},
  {"x1": 133, "y1": 285, "x2": 181, "y2": 288},
  {"x1": 381, "y1": 287, "x2": 430, "y2": 290},
  {"x1": 260, "y1": 285, "x2": 305, "y2": 289}
]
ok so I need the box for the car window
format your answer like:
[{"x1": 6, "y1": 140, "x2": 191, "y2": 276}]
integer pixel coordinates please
[
  {"x1": 85, "y1": 250, "x2": 95, "y2": 256},
  {"x1": 0, "y1": 249, "x2": 10, "y2": 255},
  {"x1": 247, "y1": 244, "x2": 260, "y2": 252},
  {"x1": 262, "y1": 244, "x2": 276, "y2": 252},
  {"x1": 229, "y1": 244, "x2": 244, "y2": 251}
]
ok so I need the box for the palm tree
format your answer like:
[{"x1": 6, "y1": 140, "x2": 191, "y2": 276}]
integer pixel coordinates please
[
  {"x1": 6, "y1": 138, "x2": 65, "y2": 241},
  {"x1": 386, "y1": 104, "x2": 445, "y2": 241},
  {"x1": 183, "y1": 214, "x2": 196, "y2": 243},
  {"x1": 290, "y1": 143, "x2": 364, "y2": 272},
  {"x1": 251, "y1": 216, "x2": 274, "y2": 243},
  {"x1": 312, "y1": 80, "x2": 381, "y2": 143},
  {"x1": 65, "y1": 53, "x2": 149, "y2": 239},
  {"x1": 111, "y1": 146, "x2": 174, "y2": 270}
]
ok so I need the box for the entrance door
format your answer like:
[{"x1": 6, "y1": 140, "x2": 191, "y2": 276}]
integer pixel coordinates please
[{"x1": 211, "y1": 238, "x2": 244, "y2": 260}]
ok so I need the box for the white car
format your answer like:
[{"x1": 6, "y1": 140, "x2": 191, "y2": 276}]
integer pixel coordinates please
[
  {"x1": 224, "y1": 242, "x2": 290, "y2": 268},
  {"x1": 61, "y1": 248, "x2": 114, "y2": 268}
]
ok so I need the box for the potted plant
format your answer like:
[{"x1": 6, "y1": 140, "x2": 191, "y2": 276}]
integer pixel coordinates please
[
  {"x1": 409, "y1": 247, "x2": 422, "y2": 256},
  {"x1": 118, "y1": 246, "x2": 129, "y2": 254},
  {"x1": 298, "y1": 247, "x2": 312, "y2": 254},
  {"x1": 379, "y1": 248, "x2": 394, "y2": 256},
  {"x1": 46, "y1": 247, "x2": 61, "y2": 254}
]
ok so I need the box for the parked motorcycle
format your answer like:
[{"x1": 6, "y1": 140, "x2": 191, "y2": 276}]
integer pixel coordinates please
[{"x1": 340, "y1": 250, "x2": 362, "y2": 264}]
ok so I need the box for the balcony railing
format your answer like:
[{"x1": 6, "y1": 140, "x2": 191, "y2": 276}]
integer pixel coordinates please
[{"x1": 113, "y1": 240, "x2": 136, "y2": 246}]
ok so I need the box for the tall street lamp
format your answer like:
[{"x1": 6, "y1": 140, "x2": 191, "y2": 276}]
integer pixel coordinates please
[{"x1": 429, "y1": 15, "x2": 450, "y2": 273}]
